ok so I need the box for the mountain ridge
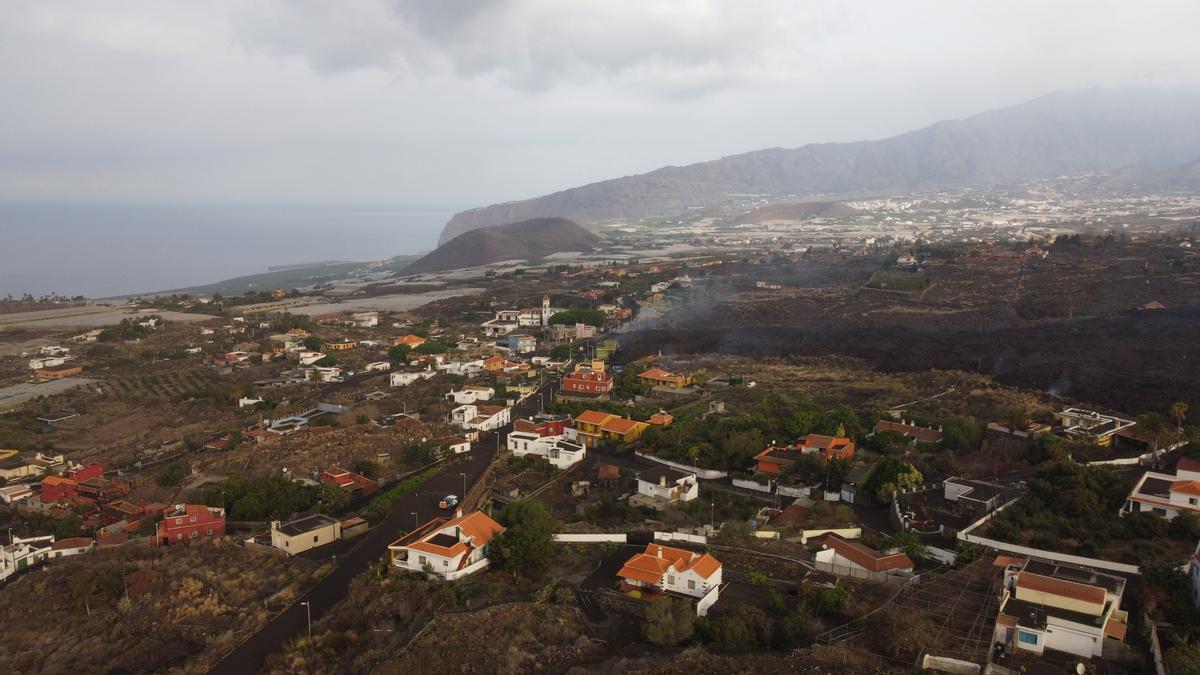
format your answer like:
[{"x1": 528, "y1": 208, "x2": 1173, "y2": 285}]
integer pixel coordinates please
[{"x1": 440, "y1": 87, "x2": 1200, "y2": 243}]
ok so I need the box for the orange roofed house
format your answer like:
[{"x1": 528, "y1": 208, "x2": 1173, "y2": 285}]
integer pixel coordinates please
[
  {"x1": 617, "y1": 543, "x2": 722, "y2": 610},
  {"x1": 754, "y1": 435, "x2": 855, "y2": 474},
  {"x1": 810, "y1": 532, "x2": 913, "y2": 576},
  {"x1": 638, "y1": 368, "x2": 692, "y2": 389},
  {"x1": 388, "y1": 511, "x2": 505, "y2": 580},
  {"x1": 572, "y1": 410, "x2": 649, "y2": 448},
  {"x1": 1123, "y1": 457, "x2": 1200, "y2": 521},
  {"x1": 994, "y1": 557, "x2": 1128, "y2": 659}
]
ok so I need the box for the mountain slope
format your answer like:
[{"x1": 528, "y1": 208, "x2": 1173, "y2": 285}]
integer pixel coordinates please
[
  {"x1": 440, "y1": 87, "x2": 1200, "y2": 243},
  {"x1": 404, "y1": 218, "x2": 598, "y2": 275},
  {"x1": 734, "y1": 201, "x2": 859, "y2": 225}
]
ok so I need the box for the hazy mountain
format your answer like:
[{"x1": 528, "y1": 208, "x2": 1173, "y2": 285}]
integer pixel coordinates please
[
  {"x1": 440, "y1": 87, "x2": 1200, "y2": 243},
  {"x1": 404, "y1": 218, "x2": 598, "y2": 275}
]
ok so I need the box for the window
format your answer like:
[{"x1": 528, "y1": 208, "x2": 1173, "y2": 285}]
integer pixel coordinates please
[
  {"x1": 1191, "y1": 498, "x2": 1198, "y2": 506},
  {"x1": 206, "y1": 529, "x2": 213, "y2": 536},
  {"x1": 190, "y1": 516, "x2": 197, "y2": 523},
  {"x1": 688, "y1": 579, "x2": 696, "y2": 590},
  {"x1": 176, "y1": 533, "x2": 183, "y2": 540},
  {"x1": 176, "y1": 518, "x2": 183, "y2": 525},
  {"x1": 668, "y1": 575, "x2": 675, "y2": 585},
  {"x1": 1017, "y1": 631, "x2": 1039, "y2": 645},
  {"x1": 443, "y1": 560, "x2": 448, "y2": 567},
  {"x1": 313, "y1": 535, "x2": 319, "y2": 543},
  {"x1": 419, "y1": 555, "x2": 427, "y2": 565}
]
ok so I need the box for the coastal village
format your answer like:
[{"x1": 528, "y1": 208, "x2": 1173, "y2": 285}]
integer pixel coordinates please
[{"x1": 1, "y1": 213, "x2": 1199, "y2": 674}]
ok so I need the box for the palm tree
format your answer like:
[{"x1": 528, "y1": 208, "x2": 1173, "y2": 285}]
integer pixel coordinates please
[
  {"x1": 1137, "y1": 412, "x2": 1169, "y2": 458},
  {"x1": 1171, "y1": 402, "x2": 1190, "y2": 433}
]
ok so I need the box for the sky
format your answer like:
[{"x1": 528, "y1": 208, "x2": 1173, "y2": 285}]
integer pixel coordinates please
[{"x1": 2, "y1": 0, "x2": 1199, "y2": 210}]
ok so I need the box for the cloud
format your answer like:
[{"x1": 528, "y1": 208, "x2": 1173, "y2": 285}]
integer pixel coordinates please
[{"x1": 230, "y1": 0, "x2": 827, "y2": 97}]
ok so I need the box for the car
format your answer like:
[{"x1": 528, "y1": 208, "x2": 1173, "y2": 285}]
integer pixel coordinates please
[{"x1": 439, "y1": 494, "x2": 459, "y2": 509}]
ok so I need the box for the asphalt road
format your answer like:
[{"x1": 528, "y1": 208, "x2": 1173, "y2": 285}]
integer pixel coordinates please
[{"x1": 208, "y1": 379, "x2": 551, "y2": 674}]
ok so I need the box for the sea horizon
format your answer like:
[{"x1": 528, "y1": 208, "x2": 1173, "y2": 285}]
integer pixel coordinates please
[{"x1": 0, "y1": 200, "x2": 463, "y2": 299}]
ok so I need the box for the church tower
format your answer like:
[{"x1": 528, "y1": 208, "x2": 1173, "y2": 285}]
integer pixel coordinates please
[{"x1": 541, "y1": 295, "x2": 551, "y2": 326}]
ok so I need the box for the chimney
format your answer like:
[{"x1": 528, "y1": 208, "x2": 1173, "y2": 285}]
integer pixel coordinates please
[
  {"x1": 455, "y1": 508, "x2": 463, "y2": 519},
  {"x1": 656, "y1": 546, "x2": 662, "y2": 558},
  {"x1": 659, "y1": 474, "x2": 667, "y2": 487}
]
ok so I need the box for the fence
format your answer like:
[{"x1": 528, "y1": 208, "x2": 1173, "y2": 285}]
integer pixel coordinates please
[
  {"x1": 654, "y1": 532, "x2": 708, "y2": 545},
  {"x1": 812, "y1": 560, "x2": 909, "y2": 586},
  {"x1": 800, "y1": 527, "x2": 861, "y2": 542},
  {"x1": 634, "y1": 451, "x2": 727, "y2": 480},
  {"x1": 776, "y1": 485, "x2": 809, "y2": 498},
  {"x1": 696, "y1": 584, "x2": 720, "y2": 617},
  {"x1": 555, "y1": 534, "x2": 627, "y2": 543},
  {"x1": 957, "y1": 532, "x2": 1140, "y2": 574},
  {"x1": 731, "y1": 477, "x2": 772, "y2": 493},
  {"x1": 444, "y1": 557, "x2": 490, "y2": 581}
]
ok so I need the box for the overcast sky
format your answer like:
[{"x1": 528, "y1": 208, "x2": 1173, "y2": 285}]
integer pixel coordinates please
[{"x1": 2, "y1": 0, "x2": 1198, "y2": 209}]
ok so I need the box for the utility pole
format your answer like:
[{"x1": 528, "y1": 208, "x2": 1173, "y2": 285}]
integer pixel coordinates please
[
  {"x1": 300, "y1": 601, "x2": 312, "y2": 639},
  {"x1": 459, "y1": 472, "x2": 466, "y2": 499}
]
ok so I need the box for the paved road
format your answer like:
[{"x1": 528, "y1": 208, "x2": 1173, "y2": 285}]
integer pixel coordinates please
[{"x1": 208, "y1": 379, "x2": 552, "y2": 674}]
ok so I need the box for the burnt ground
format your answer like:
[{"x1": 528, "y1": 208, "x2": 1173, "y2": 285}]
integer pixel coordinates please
[{"x1": 617, "y1": 307, "x2": 1200, "y2": 416}]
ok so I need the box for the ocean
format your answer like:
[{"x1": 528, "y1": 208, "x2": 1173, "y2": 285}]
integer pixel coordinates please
[{"x1": 0, "y1": 201, "x2": 460, "y2": 298}]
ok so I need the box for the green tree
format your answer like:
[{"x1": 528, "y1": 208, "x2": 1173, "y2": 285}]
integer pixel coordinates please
[
  {"x1": 318, "y1": 483, "x2": 349, "y2": 512},
  {"x1": 387, "y1": 344, "x2": 412, "y2": 362},
  {"x1": 810, "y1": 586, "x2": 849, "y2": 616},
  {"x1": 941, "y1": 415, "x2": 982, "y2": 452},
  {"x1": 643, "y1": 597, "x2": 695, "y2": 645},
  {"x1": 492, "y1": 501, "x2": 557, "y2": 576},
  {"x1": 549, "y1": 344, "x2": 572, "y2": 360},
  {"x1": 862, "y1": 457, "x2": 924, "y2": 502},
  {"x1": 548, "y1": 308, "x2": 607, "y2": 328},
  {"x1": 880, "y1": 531, "x2": 928, "y2": 561},
  {"x1": 303, "y1": 335, "x2": 323, "y2": 351},
  {"x1": 1166, "y1": 642, "x2": 1200, "y2": 675},
  {"x1": 154, "y1": 461, "x2": 188, "y2": 487},
  {"x1": 1172, "y1": 402, "x2": 1190, "y2": 432},
  {"x1": 414, "y1": 340, "x2": 448, "y2": 355},
  {"x1": 1137, "y1": 412, "x2": 1170, "y2": 456}
]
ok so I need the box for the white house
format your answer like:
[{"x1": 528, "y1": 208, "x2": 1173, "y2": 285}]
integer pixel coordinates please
[
  {"x1": 270, "y1": 514, "x2": 342, "y2": 556},
  {"x1": 506, "y1": 432, "x2": 586, "y2": 469},
  {"x1": 450, "y1": 404, "x2": 511, "y2": 431},
  {"x1": 364, "y1": 361, "x2": 391, "y2": 372},
  {"x1": 811, "y1": 533, "x2": 914, "y2": 576},
  {"x1": 1123, "y1": 457, "x2": 1200, "y2": 521},
  {"x1": 0, "y1": 534, "x2": 54, "y2": 583},
  {"x1": 28, "y1": 356, "x2": 68, "y2": 370},
  {"x1": 390, "y1": 369, "x2": 435, "y2": 387},
  {"x1": 308, "y1": 366, "x2": 343, "y2": 382},
  {"x1": 299, "y1": 351, "x2": 326, "y2": 365},
  {"x1": 388, "y1": 511, "x2": 505, "y2": 580},
  {"x1": 49, "y1": 537, "x2": 95, "y2": 559},
  {"x1": 238, "y1": 397, "x2": 264, "y2": 408},
  {"x1": 446, "y1": 385, "x2": 495, "y2": 405},
  {"x1": 0, "y1": 483, "x2": 34, "y2": 504},
  {"x1": 635, "y1": 467, "x2": 699, "y2": 504},
  {"x1": 617, "y1": 543, "x2": 722, "y2": 609},
  {"x1": 350, "y1": 311, "x2": 379, "y2": 328},
  {"x1": 437, "y1": 360, "x2": 486, "y2": 377},
  {"x1": 994, "y1": 557, "x2": 1128, "y2": 659}
]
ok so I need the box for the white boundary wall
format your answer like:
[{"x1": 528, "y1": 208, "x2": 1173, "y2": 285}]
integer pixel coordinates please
[
  {"x1": 634, "y1": 451, "x2": 727, "y2": 480},
  {"x1": 554, "y1": 534, "x2": 627, "y2": 543}
]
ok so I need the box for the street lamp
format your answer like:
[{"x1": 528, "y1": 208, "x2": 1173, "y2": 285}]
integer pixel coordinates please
[
  {"x1": 300, "y1": 601, "x2": 312, "y2": 639},
  {"x1": 411, "y1": 511, "x2": 418, "y2": 530},
  {"x1": 459, "y1": 472, "x2": 466, "y2": 499}
]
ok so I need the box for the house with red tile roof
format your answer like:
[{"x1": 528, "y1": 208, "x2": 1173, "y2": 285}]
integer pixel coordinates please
[
  {"x1": 638, "y1": 368, "x2": 691, "y2": 389},
  {"x1": 872, "y1": 419, "x2": 943, "y2": 444},
  {"x1": 388, "y1": 511, "x2": 505, "y2": 580},
  {"x1": 994, "y1": 557, "x2": 1128, "y2": 659},
  {"x1": 571, "y1": 410, "x2": 649, "y2": 447},
  {"x1": 157, "y1": 504, "x2": 226, "y2": 546},
  {"x1": 810, "y1": 532, "x2": 913, "y2": 575},
  {"x1": 755, "y1": 435, "x2": 856, "y2": 473},
  {"x1": 617, "y1": 543, "x2": 722, "y2": 601},
  {"x1": 322, "y1": 466, "x2": 379, "y2": 496}
]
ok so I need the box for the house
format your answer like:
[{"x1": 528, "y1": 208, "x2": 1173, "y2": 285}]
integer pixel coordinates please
[
  {"x1": 572, "y1": 410, "x2": 649, "y2": 448},
  {"x1": 507, "y1": 432, "x2": 586, "y2": 469},
  {"x1": 270, "y1": 514, "x2": 342, "y2": 555},
  {"x1": 943, "y1": 477, "x2": 1006, "y2": 514},
  {"x1": 446, "y1": 385, "x2": 495, "y2": 405},
  {"x1": 617, "y1": 543, "x2": 722, "y2": 606},
  {"x1": 322, "y1": 466, "x2": 379, "y2": 496},
  {"x1": 350, "y1": 311, "x2": 379, "y2": 327},
  {"x1": 0, "y1": 535, "x2": 54, "y2": 583},
  {"x1": 387, "y1": 511, "x2": 505, "y2": 579},
  {"x1": 512, "y1": 414, "x2": 571, "y2": 438},
  {"x1": 66, "y1": 462, "x2": 104, "y2": 482},
  {"x1": 994, "y1": 557, "x2": 1128, "y2": 659},
  {"x1": 872, "y1": 419, "x2": 944, "y2": 444},
  {"x1": 638, "y1": 368, "x2": 691, "y2": 389},
  {"x1": 810, "y1": 532, "x2": 914, "y2": 575},
  {"x1": 364, "y1": 361, "x2": 391, "y2": 372},
  {"x1": 598, "y1": 464, "x2": 621, "y2": 488},
  {"x1": 35, "y1": 364, "x2": 84, "y2": 379},
  {"x1": 0, "y1": 483, "x2": 34, "y2": 504},
  {"x1": 1057, "y1": 408, "x2": 1135, "y2": 447},
  {"x1": 40, "y1": 475, "x2": 79, "y2": 503},
  {"x1": 50, "y1": 537, "x2": 95, "y2": 558},
  {"x1": 559, "y1": 368, "x2": 614, "y2": 399},
  {"x1": 450, "y1": 404, "x2": 512, "y2": 431},
  {"x1": 1122, "y1": 457, "x2": 1200, "y2": 520},
  {"x1": 390, "y1": 368, "x2": 435, "y2": 387},
  {"x1": 394, "y1": 334, "x2": 427, "y2": 349},
  {"x1": 437, "y1": 360, "x2": 485, "y2": 377},
  {"x1": 635, "y1": 467, "x2": 699, "y2": 505},
  {"x1": 325, "y1": 339, "x2": 357, "y2": 351},
  {"x1": 156, "y1": 503, "x2": 227, "y2": 545},
  {"x1": 299, "y1": 351, "x2": 327, "y2": 365},
  {"x1": 432, "y1": 436, "x2": 472, "y2": 455},
  {"x1": 754, "y1": 435, "x2": 856, "y2": 473},
  {"x1": 506, "y1": 333, "x2": 537, "y2": 354},
  {"x1": 29, "y1": 355, "x2": 68, "y2": 370},
  {"x1": 896, "y1": 253, "x2": 918, "y2": 266}
]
